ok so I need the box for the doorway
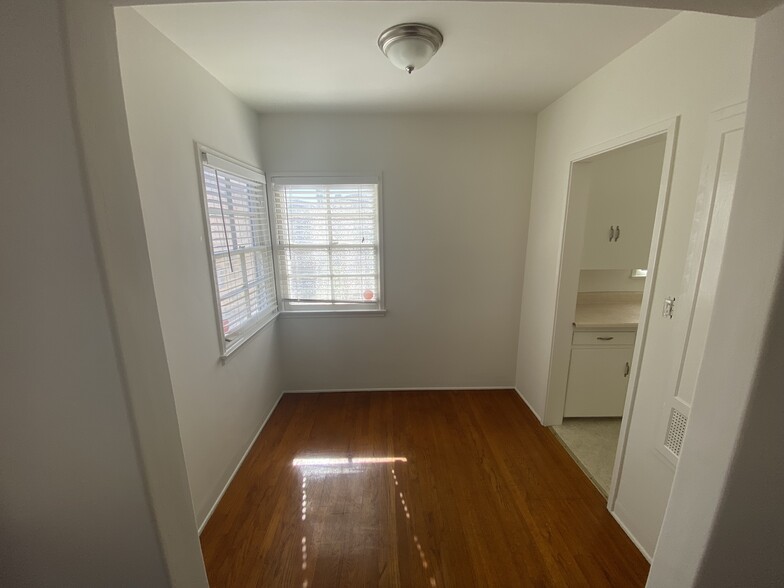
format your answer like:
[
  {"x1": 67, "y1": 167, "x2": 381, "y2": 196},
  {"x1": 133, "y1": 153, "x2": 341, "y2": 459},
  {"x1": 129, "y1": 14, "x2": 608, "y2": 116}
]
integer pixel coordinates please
[
  {"x1": 543, "y1": 118, "x2": 678, "y2": 503},
  {"x1": 550, "y1": 134, "x2": 668, "y2": 495}
]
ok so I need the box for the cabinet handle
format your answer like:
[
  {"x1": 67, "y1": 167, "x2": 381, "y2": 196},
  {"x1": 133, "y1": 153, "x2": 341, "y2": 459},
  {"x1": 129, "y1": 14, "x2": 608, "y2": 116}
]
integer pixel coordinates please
[
  {"x1": 609, "y1": 225, "x2": 615, "y2": 241},
  {"x1": 597, "y1": 336, "x2": 614, "y2": 341},
  {"x1": 624, "y1": 362, "x2": 630, "y2": 377},
  {"x1": 614, "y1": 226, "x2": 620, "y2": 242}
]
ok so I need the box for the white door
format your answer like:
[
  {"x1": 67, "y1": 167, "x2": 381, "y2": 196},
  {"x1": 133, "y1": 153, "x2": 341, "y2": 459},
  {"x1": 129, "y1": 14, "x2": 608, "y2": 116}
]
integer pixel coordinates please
[
  {"x1": 610, "y1": 104, "x2": 746, "y2": 557},
  {"x1": 657, "y1": 105, "x2": 747, "y2": 464}
]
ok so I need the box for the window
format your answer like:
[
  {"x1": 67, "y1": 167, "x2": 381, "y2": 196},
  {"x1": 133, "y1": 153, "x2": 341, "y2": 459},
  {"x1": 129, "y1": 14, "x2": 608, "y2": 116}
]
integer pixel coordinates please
[
  {"x1": 198, "y1": 146, "x2": 277, "y2": 356},
  {"x1": 270, "y1": 176, "x2": 383, "y2": 313}
]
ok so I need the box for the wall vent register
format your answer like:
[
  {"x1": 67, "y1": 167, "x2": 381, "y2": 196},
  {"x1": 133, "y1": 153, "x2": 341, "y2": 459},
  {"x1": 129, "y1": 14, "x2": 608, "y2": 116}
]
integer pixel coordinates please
[{"x1": 664, "y1": 406, "x2": 689, "y2": 457}]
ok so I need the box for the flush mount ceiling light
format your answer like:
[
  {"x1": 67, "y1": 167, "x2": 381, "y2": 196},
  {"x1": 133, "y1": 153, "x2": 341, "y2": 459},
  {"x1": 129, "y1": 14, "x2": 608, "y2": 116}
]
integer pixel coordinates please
[{"x1": 377, "y1": 23, "x2": 443, "y2": 74}]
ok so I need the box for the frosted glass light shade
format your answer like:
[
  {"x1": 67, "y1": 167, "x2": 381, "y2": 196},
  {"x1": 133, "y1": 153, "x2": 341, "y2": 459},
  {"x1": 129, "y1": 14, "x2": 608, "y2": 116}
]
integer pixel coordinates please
[
  {"x1": 385, "y1": 37, "x2": 436, "y2": 72},
  {"x1": 378, "y1": 23, "x2": 443, "y2": 74}
]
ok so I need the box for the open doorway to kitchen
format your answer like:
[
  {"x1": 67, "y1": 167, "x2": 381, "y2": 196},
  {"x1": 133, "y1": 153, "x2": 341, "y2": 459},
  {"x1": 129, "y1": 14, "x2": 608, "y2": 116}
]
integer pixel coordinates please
[
  {"x1": 545, "y1": 120, "x2": 676, "y2": 498},
  {"x1": 553, "y1": 136, "x2": 667, "y2": 495}
]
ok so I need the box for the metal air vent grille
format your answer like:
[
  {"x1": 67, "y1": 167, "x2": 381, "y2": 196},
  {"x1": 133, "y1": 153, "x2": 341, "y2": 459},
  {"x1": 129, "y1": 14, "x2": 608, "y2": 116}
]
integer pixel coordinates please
[{"x1": 664, "y1": 407, "x2": 688, "y2": 457}]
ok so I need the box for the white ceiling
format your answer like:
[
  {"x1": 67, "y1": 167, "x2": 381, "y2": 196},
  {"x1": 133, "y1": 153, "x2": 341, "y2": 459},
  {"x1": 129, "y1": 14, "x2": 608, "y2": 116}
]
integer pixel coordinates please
[{"x1": 135, "y1": 2, "x2": 678, "y2": 114}]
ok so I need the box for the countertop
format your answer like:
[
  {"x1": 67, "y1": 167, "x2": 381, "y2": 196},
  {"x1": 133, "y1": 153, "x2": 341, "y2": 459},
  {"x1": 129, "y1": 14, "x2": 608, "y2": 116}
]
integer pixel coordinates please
[{"x1": 573, "y1": 291, "x2": 643, "y2": 330}]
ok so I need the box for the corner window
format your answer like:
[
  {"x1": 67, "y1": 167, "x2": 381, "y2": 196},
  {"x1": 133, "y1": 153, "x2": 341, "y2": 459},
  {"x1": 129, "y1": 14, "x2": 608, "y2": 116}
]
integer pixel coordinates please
[
  {"x1": 198, "y1": 146, "x2": 277, "y2": 356},
  {"x1": 270, "y1": 176, "x2": 384, "y2": 313}
]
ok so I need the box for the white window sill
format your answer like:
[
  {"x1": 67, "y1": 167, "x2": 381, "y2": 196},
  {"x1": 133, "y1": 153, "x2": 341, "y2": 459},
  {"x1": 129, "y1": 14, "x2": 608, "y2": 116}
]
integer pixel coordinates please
[
  {"x1": 220, "y1": 311, "x2": 278, "y2": 362},
  {"x1": 279, "y1": 309, "x2": 387, "y2": 318}
]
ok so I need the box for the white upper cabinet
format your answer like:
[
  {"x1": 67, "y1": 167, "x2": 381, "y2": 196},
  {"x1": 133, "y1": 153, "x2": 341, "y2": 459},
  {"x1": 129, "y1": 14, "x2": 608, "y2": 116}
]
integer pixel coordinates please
[{"x1": 581, "y1": 137, "x2": 666, "y2": 270}]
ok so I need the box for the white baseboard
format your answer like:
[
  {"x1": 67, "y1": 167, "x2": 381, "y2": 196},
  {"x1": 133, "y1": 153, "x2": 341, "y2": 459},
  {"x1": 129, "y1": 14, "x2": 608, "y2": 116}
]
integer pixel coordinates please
[
  {"x1": 610, "y1": 509, "x2": 653, "y2": 563},
  {"x1": 514, "y1": 387, "x2": 544, "y2": 423},
  {"x1": 283, "y1": 386, "x2": 514, "y2": 394},
  {"x1": 198, "y1": 390, "x2": 284, "y2": 534}
]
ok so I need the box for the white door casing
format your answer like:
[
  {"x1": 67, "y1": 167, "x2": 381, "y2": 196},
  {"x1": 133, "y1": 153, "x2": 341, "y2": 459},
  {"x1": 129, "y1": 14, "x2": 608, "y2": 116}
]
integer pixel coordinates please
[
  {"x1": 609, "y1": 103, "x2": 747, "y2": 560},
  {"x1": 655, "y1": 103, "x2": 747, "y2": 466},
  {"x1": 545, "y1": 117, "x2": 679, "y2": 429}
]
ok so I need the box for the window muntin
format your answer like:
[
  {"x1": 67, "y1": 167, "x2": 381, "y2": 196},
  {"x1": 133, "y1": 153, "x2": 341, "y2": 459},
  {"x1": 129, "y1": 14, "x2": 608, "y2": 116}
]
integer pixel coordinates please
[
  {"x1": 271, "y1": 178, "x2": 383, "y2": 312},
  {"x1": 199, "y1": 148, "x2": 277, "y2": 355}
]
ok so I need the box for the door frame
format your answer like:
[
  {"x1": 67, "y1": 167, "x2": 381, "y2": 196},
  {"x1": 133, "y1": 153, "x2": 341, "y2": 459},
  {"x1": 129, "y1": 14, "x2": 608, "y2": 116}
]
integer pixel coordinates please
[
  {"x1": 542, "y1": 117, "x2": 680, "y2": 511},
  {"x1": 655, "y1": 102, "x2": 747, "y2": 465}
]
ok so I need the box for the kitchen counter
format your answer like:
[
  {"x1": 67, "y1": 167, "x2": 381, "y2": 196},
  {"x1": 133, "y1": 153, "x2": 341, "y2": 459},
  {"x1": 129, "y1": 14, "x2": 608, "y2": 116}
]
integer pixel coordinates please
[{"x1": 573, "y1": 291, "x2": 643, "y2": 330}]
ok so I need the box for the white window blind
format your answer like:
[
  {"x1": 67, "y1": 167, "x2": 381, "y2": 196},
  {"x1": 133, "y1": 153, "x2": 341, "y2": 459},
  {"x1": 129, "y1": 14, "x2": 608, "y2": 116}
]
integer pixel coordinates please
[
  {"x1": 199, "y1": 149, "x2": 277, "y2": 355},
  {"x1": 271, "y1": 178, "x2": 382, "y2": 311}
]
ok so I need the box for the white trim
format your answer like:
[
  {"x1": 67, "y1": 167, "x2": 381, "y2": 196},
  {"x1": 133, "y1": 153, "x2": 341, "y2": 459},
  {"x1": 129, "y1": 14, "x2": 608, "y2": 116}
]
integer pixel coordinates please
[
  {"x1": 220, "y1": 310, "x2": 278, "y2": 361},
  {"x1": 279, "y1": 309, "x2": 386, "y2": 318},
  {"x1": 668, "y1": 105, "x2": 746, "y2": 399},
  {"x1": 651, "y1": 103, "x2": 747, "y2": 469},
  {"x1": 271, "y1": 174, "x2": 377, "y2": 186},
  {"x1": 268, "y1": 171, "x2": 381, "y2": 180},
  {"x1": 202, "y1": 149, "x2": 266, "y2": 183},
  {"x1": 198, "y1": 390, "x2": 285, "y2": 534},
  {"x1": 610, "y1": 510, "x2": 653, "y2": 563},
  {"x1": 569, "y1": 116, "x2": 678, "y2": 163},
  {"x1": 607, "y1": 119, "x2": 679, "y2": 510},
  {"x1": 281, "y1": 300, "x2": 384, "y2": 313},
  {"x1": 515, "y1": 387, "x2": 544, "y2": 423},
  {"x1": 283, "y1": 386, "x2": 514, "y2": 394}
]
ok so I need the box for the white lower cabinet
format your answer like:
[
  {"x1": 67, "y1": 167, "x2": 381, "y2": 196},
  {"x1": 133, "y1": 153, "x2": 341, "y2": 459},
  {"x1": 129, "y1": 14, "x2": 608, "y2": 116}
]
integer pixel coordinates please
[{"x1": 564, "y1": 333, "x2": 634, "y2": 417}]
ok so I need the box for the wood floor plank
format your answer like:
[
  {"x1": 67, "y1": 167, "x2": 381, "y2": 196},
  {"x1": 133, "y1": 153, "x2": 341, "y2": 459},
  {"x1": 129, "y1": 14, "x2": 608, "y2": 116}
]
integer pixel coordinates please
[{"x1": 200, "y1": 390, "x2": 649, "y2": 587}]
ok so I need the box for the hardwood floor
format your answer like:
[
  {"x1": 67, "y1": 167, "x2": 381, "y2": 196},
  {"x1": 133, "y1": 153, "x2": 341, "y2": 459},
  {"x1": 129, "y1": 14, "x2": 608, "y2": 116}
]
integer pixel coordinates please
[{"x1": 200, "y1": 390, "x2": 649, "y2": 587}]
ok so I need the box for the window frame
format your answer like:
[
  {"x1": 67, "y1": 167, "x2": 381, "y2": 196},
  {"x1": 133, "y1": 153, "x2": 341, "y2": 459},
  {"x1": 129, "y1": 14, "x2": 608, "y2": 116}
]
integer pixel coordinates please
[
  {"x1": 268, "y1": 173, "x2": 386, "y2": 317},
  {"x1": 195, "y1": 143, "x2": 279, "y2": 359}
]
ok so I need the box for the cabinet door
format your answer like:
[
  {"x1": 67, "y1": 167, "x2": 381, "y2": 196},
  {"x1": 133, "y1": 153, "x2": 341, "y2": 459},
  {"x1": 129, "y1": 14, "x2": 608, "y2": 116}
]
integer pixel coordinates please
[
  {"x1": 564, "y1": 347, "x2": 633, "y2": 417},
  {"x1": 580, "y1": 138, "x2": 665, "y2": 270}
]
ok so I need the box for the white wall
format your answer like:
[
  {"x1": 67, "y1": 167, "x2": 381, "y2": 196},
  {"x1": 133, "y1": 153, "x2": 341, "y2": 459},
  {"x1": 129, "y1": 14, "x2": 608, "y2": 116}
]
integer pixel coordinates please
[
  {"x1": 0, "y1": 1, "x2": 172, "y2": 584},
  {"x1": 579, "y1": 270, "x2": 645, "y2": 292},
  {"x1": 258, "y1": 114, "x2": 536, "y2": 391},
  {"x1": 515, "y1": 12, "x2": 755, "y2": 555},
  {"x1": 649, "y1": 4, "x2": 784, "y2": 585},
  {"x1": 116, "y1": 8, "x2": 282, "y2": 528}
]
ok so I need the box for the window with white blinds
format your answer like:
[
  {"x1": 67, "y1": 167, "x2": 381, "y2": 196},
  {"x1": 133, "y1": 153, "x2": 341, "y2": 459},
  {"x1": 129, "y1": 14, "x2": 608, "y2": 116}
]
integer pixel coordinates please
[
  {"x1": 271, "y1": 177, "x2": 383, "y2": 312},
  {"x1": 198, "y1": 147, "x2": 277, "y2": 355}
]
